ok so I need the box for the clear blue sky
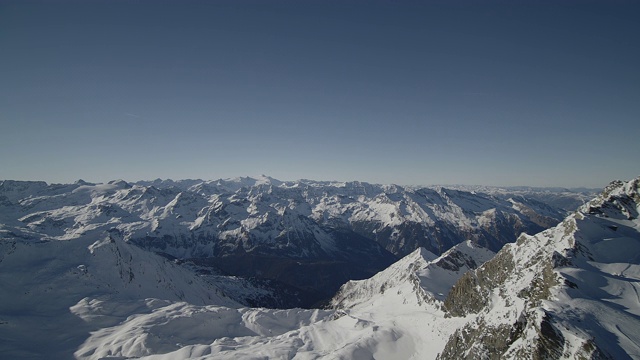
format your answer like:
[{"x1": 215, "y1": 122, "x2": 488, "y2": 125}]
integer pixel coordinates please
[{"x1": 1, "y1": 0, "x2": 638, "y2": 188}]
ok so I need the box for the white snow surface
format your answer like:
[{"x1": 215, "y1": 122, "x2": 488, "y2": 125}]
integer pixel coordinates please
[
  {"x1": 65, "y1": 240, "x2": 496, "y2": 360},
  {"x1": 0, "y1": 229, "x2": 239, "y2": 358},
  {"x1": 72, "y1": 247, "x2": 479, "y2": 360}
]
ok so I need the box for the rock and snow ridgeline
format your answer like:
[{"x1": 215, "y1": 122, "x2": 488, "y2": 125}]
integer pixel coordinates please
[{"x1": 438, "y1": 177, "x2": 640, "y2": 359}]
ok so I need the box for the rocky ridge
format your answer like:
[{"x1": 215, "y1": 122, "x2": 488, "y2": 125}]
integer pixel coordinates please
[{"x1": 439, "y1": 177, "x2": 640, "y2": 359}]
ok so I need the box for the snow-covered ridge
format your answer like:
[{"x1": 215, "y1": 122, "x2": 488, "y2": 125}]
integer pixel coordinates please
[
  {"x1": 330, "y1": 240, "x2": 496, "y2": 310},
  {"x1": 64, "y1": 237, "x2": 494, "y2": 360},
  {"x1": 126, "y1": 177, "x2": 635, "y2": 360},
  {"x1": 439, "y1": 177, "x2": 640, "y2": 359}
]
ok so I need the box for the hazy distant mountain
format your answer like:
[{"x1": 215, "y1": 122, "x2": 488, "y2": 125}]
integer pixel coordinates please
[{"x1": 442, "y1": 184, "x2": 598, "y2": 214}]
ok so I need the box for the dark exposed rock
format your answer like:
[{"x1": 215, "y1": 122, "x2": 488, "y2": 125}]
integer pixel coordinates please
[
  {"x1": 437, "y1": 313, "x2": 530, "y2": 360},
  {"x1": 535, "y1": 312, "x2": 565, "y2": 359},
  {"x1": 443, "y1": 249, "x2": 516, "y2": 317}
]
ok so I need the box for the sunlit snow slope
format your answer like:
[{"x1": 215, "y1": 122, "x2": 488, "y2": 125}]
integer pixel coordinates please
[
  {"x1": 71, "y1": 241, "x2": 495, "y2": 360},
  {"x1": 0, "y1": 229, "x2": 238, "y2": 358}
]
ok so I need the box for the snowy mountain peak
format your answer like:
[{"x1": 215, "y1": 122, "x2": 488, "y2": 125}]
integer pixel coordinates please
[
  {"x1": 107, "y1": 179, "x2": 131, "y2": 188},
  {"x1": 73, "y1": 179, "x2": 97, "y2": 186},
  {"x1": 0, "y1": 180, "x2": 49, "y2": 203},
  {"x1": 330, "y1": 240, "x2": 495, "y2": 310},
  {"x1": 329, "y1": 246, "x2": 437, "y2": 309},
  {"x1": 580, "y1": 176, "x2": 640, "y2": 220}
]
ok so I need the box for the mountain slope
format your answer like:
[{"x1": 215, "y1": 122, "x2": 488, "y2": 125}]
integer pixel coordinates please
[
  {"x1": 440, "y1": 177, "x2": 640, "y2": 359},
  {"x1": 70, "y1": 242, "x2": 488, "y2": 359},
  {"x1": 135, "y1": 177, "x2": 636, "y2": 359},
  {"x1": 85, "y1": 233, "x2": 496, "y2": 359},
  {"x1": 0, "y1": 229, "x2": 239, "y2": 359},
  {"x1": 330, "y1": 240, "x2": 495, "y2": 309}
]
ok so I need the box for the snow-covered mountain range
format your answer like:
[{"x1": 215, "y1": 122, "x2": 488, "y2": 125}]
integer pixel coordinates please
[
  {"x1": 0, "y1": 176, "x2": 582, "y2": 306},
  {"x1": 65, "y1": 177, "x2": 637, "y2": 359},
  {"x1": 2, "y1": 176, "x2": 635, "y2": 359},
  {"x1": 0, "y1": 176, "x2": 579, "y2": 256}
]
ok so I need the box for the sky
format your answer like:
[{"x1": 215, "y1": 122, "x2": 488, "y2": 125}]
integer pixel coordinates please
[{"x1": 1, "y1": 0, "x2": 639, "y2": 188}]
